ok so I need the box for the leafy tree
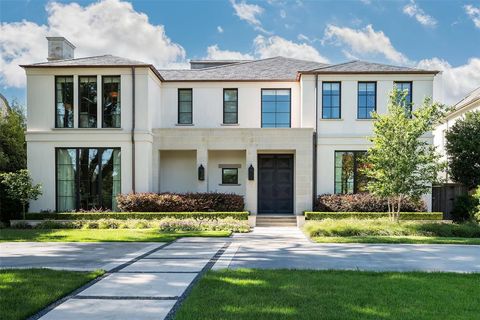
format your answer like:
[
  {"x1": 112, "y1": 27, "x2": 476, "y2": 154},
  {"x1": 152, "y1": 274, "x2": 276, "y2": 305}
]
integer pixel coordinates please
[
  {"x1": 0, "y1": 99, "x2": 27, "y2": 221},
  {"x1": 0, "y1": 169, "x2": 42, "y2": 220},
  {"x1": 445, "y1": 111, "x2": 480, "y2": 190},
  {"x1": 363, "y1": 88, "x2": 448, "y2": 221}
]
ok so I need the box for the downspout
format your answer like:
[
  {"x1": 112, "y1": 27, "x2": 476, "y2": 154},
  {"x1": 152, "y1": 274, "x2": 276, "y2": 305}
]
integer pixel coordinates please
[
  {"x1": 312, "y1": 74, "x2": 318, "y2": 209},
  {"x1": 131, "y1": 66, "x2": 136, "y2": 193}
]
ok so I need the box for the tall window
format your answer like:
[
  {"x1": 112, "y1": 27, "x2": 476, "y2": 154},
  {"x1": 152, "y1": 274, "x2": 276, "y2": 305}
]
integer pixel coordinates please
[
  {"x1": 261, "y1": 89, "x2": 291, "y2": 128},
  {"x1": 322, "y1": 82, "x2": 341, "y2": 119},
  {"x1": 55, "y1": 76, "x2": 74, "y2": 128},
  {"x1": 79, "y1": 76, "x2": 98, "y2": 128},
  {"x1": 357, "y1": 82, "x2": 376, "y2": 119},
  {"x1": 394, "y1": 81, "x2": 412, "y2": 115},
  {"x1": 223, "y1": 89, "x2": 238, "y2": 124},
  {"x1": 103, "y1": 76, "x2": 121, "y2": 128},
  {"x1": 178, "y1": 89, "x2": 193, "y2": 124},
  {"x1": 56, "y1": 148, "x2": 121, "y2": 211},
  {"x1": 334, "y1": 151, "x2": 369, "y2": 194}
]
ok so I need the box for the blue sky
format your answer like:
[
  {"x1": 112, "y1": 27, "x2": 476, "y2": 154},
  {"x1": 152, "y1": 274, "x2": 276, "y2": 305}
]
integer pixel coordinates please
[{"x1": 1, "y1": 0, "x2": 480, "y2": 105}]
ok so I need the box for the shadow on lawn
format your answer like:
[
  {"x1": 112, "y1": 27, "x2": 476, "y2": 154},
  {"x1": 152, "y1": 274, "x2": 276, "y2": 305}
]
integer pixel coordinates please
[{"x1": 174, "y1": 269, "x2": 480, "y2": 320}]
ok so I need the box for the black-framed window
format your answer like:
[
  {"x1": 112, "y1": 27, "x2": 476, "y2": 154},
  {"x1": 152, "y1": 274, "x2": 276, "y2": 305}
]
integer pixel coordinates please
[
  {"x1": 261, "y1": 89, "x2": 291, "y2": 128},
  {"x1": 357, "y1": 82, "x2": 376, "y2": 119},
  {"x1": 322, "y1": 82, "x2": 341, "y2": 119},
  {"x1": 222, "y1": 168, "x2": 238, "y2": 185},
  {"x1": 394, "y1": 81, "x2": 413, "y2": 116},
  {"x1": 56, "y1": 148, "x2": 121, "y2": 211},
  {"x1": 79, "y1": 76, "x2": 98, "y2": 128},
  {"x1": 55, "y1": 76, "x2": 74, "y2": 128},
  {"x1": 178, "y1": 89, "x2": 192, "y2": 124},
  {"x1": 102, "y1": 76, "x2": 121, "y2": 128},
  {"x1": 223, "y1": 88, "x2": 238, "y2": 124},
  {"x1": 334, "y1": 151, "x2": 369, "y2": 194}
]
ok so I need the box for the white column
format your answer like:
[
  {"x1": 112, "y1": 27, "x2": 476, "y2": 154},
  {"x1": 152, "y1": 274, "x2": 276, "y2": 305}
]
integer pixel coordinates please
[
  {"x1": 245, "y1": 148, "x2": 257, "y2": 214},
  {"x1": 196, "y1": 148, "x2": 208, "y2": 192}
]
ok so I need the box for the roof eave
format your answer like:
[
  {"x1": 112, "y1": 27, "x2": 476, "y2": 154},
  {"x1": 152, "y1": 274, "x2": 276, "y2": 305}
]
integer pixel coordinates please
[
  {"x1": 161, "y1": 78, "x2": 297, "y2": 82},
  {"x1": 298, "y1": 70, "x2": 440, "y2": 75},
  {"x1": 20, "y1": 64, "x2": 165, "y2": 82}
]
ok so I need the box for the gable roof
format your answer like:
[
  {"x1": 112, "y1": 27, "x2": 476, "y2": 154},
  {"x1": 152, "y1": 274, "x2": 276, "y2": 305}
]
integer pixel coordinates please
[
  {"x1": 20, "y1": 54, "x2": 164, "y2": 81},
  {"x1": 452, "y1": 86, "x2": 480, "y2": 111},
  {"x1": 158, "y1": 56, "x2": 329, "y2": 82},
  {"x1": 300, "y1": 60, "x2": 439, "y2": 75}
]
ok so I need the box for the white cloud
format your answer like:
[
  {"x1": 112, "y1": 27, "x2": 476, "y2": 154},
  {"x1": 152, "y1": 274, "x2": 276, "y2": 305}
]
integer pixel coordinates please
[
  {"x1": 217, "y1": 26, "x2": 224, "y2": 33},
  {"x1": 0, "y1": 0, "x2": 186, "y2": 88},
  {"x1": 417, "y1": 57, "x2": 480, "y2": 105},
  {"x1": 403, "y1": 0, "x2": 437, "y2": 27},
  {"x1": 205, "y1": 45, "x2": 254, "y2": 60},
  {"x1": 323, "y1": 24, "x2": 410, "y2": 65},
  {"x1": 205, "y1": 35, "x2": 329, "y2": 63},
  {"x1": 280, "y1": 9, "x2": 286, "y2": 18},
  {"x1": 230, "y1": 0, "x2": 263, "y2": 27},
  {"x1": 297, "y1": 34, "x2": 311, "y2": 42},
  {"x1": 464, "y1": 4, "x2": 480, "y2": 28},
  {"x1": 253, "y1": 35, "x2": 329, "y2": 63}
]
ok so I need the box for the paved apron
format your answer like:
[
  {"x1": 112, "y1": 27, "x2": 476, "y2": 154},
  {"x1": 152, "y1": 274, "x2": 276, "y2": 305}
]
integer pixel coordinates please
[{"x1": 33, "y1": 238, "x2": 230, "y2": 320}]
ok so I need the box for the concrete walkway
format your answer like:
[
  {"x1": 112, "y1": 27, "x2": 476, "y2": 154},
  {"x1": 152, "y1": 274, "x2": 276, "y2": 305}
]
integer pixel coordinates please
[
  {"x1": 32, "y1": 238, "x2": 230, "y2": 320},
  {"x1": 214, "y1": 227, "x2": 480, "y2": 272}
]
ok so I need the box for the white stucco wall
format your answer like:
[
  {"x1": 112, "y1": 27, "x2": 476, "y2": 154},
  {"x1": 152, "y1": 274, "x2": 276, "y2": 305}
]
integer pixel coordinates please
[
  {"x1": 158, "y1": 82, "x2": 301, "y2": 128},
  {"x1": 207, "y1": 150, "x2": 246, "y2": 196},
  {"x1": 159, "y1": 150, "x2": 197, "y2": 193}
]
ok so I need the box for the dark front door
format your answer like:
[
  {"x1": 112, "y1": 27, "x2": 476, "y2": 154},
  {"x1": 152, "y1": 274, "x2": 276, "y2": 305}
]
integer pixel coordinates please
[{"x1": 258, "y1": 154, "x2": 294, "y2": 214}]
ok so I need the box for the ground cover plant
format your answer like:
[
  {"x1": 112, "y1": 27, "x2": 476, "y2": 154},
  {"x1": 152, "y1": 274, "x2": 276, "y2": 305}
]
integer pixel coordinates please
[
  {"x1": 175, "y1": 269, "x2": 480, "y2": 320},
  {"x1": 0, "y1": 268, "x2": 103, "y2": 320}
]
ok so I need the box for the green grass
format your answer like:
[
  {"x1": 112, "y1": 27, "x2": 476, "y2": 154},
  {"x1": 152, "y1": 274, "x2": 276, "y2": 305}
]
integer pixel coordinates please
[
  {"x1": 311, "y1": 235, "x2": 480, "y2": 244},
  {"x1": 175, "y1": 269, "x2": 480, "y2": 320},
  {"x1": 0, "y1": 228, "x2": 231, "y2": 242},
  {"x1": 303, "y1": 219, "x2": 480, "y2": 244},
  {"x1": 0, "y1": 268, "x2": 103, "y2": 320}
]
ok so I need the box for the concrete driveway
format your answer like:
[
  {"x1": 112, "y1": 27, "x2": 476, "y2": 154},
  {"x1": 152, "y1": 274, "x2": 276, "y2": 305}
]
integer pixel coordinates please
[
  {"x1": 214, "y1": 227, "x2": 480, "y2": 273},
  {"x1": 0, "y1": 242, "x2": 164, "y2": 271}
]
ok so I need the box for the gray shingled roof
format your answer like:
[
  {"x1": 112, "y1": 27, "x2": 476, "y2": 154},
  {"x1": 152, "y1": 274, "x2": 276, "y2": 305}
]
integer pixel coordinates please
[
  {"x1": 158, "y1": 57, "x2": 329, "y2": 81},
  {"x1": 20, "y1": 54, "x2": 151, "y2": 67},
  {"x1": 302, "y1": 60, "x2": 438, "y2": 74},
  {"x1": 453, "y1": 86, "x2": 480, "y2": 110}
]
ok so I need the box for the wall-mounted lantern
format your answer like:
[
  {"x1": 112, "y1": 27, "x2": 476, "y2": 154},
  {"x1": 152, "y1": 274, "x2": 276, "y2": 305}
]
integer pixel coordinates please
[
  {"x1": 198, "y1": 164, "x2": 205, "y2": 181},
  {"x1": 248, "y1": 164, "x2": 255, "y2": 181}
]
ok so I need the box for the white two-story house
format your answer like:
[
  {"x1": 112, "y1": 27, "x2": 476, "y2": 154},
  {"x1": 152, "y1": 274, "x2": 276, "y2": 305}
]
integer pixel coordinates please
[{"x1": 23, "y1": 37, "x2": 438, "y2": 214}]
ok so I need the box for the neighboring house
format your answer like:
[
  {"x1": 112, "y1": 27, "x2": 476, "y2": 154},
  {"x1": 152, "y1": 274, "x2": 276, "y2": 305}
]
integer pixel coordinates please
[
  {"x1": 434, "y1": 87, "x2": 480, "y2": 181},
  {"x1": 0, "y1": 93, "x2": 10, "y2": 117},
  {"x1": 22, "y1": 37, "x2": 438, "y2": 214}
]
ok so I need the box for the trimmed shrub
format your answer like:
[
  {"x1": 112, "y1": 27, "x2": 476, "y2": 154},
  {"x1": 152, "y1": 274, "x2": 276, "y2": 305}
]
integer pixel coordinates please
[
  {"x1": 25, "y1": 211, "x2": 249, "y2": 221},
  {"x1": 305, "y1": 212, "x2": 443, "y2": 221},
  {"x1": 33, "y1": 218, "x2": 250, "y2": 233},
  {"x1": 451, "y1": 195, "x2": 477, "y2": 222},
  {"x1": 117, "y1": 192, "x2": 244, "y2": 212},
  {"x1": 304, "y1": 219, "x2": 480, "y2": 238},
  {"x1": 314, "y1": 194, "x2": 426, "y2": 212}
]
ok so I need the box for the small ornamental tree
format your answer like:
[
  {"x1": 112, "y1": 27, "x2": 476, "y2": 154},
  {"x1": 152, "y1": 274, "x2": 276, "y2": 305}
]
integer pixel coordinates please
[
  {"x1": 364, "y1": 88, "x2": 448, "y2": 221},
  {"x1": 445, "y1": 111, "x2": 480, "y2": 190},
  {"x1": 0, "y1": 169, "x2": 42, "y2": 219}
]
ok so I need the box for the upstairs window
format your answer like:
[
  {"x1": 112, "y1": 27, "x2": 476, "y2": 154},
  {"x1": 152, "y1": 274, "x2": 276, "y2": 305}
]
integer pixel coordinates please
[
  {"x1": 261, "y1": 89, "x2": 291, "y2": 128},
  {"x1": 102, "y1": 76, "x2": 121, "y2": 128},
  {"x1": 178, "y1": 89, "x2": 193, "y2": 124},
  {"x1": 334, "y1": 151, "x2": 369, "y2": 194},
  {"x1": 223, "y1": 89, "x2": 238, "y2": 124},
  {"x1": 55, "y1": 76, "x2": 74, "y2": 128},
  {"x1": 357, "y1": 82, "x2": 376, "y2": 119},
  {"x1": 394, "y1": 81, "x2": 412, "y2": 116},
  {"x1": 79, "y1": 76, "x2": 98, "y2": 128},
  {"x1": 322, "y1": 82, "x2": 341, "y2": 119}
]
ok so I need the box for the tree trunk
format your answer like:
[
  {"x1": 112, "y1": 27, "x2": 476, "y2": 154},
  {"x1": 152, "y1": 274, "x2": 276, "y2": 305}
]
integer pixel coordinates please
[{"x1": 22, "y1": 202, "x2": 26, "y2": 220}]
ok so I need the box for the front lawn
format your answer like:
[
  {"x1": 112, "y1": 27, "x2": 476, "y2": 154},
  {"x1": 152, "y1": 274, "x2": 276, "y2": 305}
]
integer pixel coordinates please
[
  {"x1": 0, "y1": 268, "x2": 103, "y2": 320},
  {"x1": 175, "y1": 269, "x2": 480, "y2": 320},
  {"x1": 303, "y1": 218, "x2": 480, "y2": 245},
  {"x1": 0, "y1": 229, "x2": 231, "y2": 242}
]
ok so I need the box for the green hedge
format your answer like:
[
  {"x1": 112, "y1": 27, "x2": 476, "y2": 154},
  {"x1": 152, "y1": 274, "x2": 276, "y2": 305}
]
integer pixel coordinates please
[
  {"x1": 25, "y1": 212, "x2": 249, "y2": 221},
  {"x1": 304, "y1": 212, "x2": 443, "y2": 221}
]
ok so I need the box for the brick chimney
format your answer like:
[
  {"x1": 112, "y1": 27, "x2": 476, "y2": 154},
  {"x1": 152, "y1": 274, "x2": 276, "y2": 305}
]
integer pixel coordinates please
[{"x1": 47, "y1": 37, "x2": 75, "y2": 61}]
